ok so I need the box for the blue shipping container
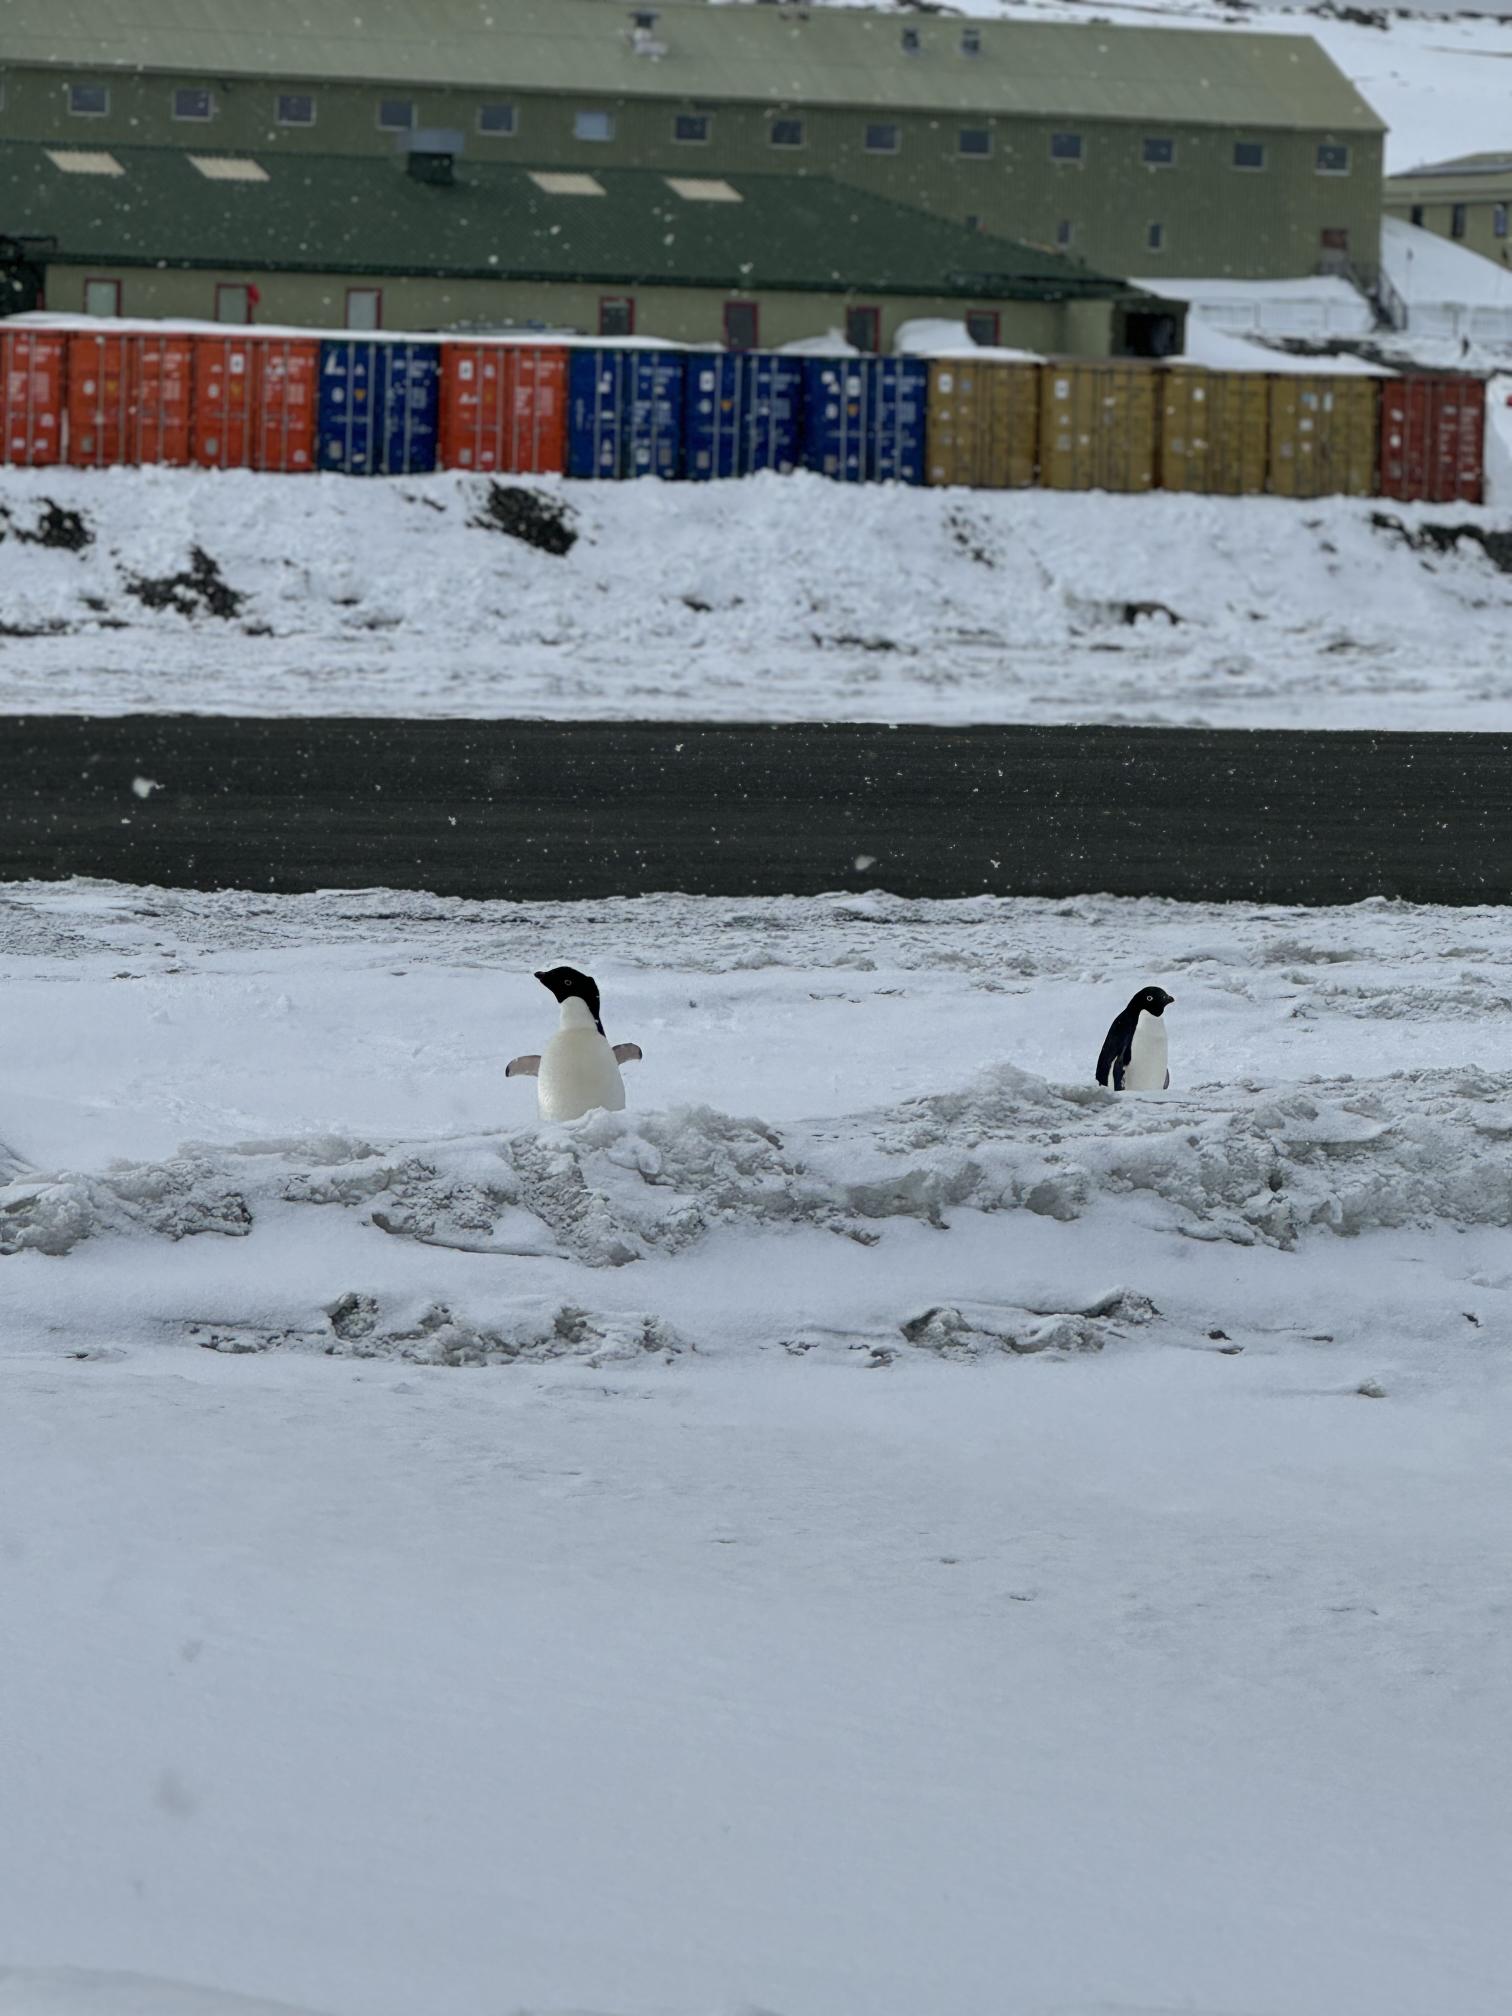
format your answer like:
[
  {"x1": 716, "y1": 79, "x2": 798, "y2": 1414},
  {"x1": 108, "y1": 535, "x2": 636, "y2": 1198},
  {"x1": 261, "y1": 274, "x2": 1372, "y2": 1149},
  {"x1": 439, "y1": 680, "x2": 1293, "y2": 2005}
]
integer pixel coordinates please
[
  {"x1": 799, "y1": 357, "x2": 927, "y2": 485},
  {"x1": 567, "y1": 349, "x2": 684, "y2": 480},
  {"x1": 317, "y1": 340, "x2": 441, "y2": 475},
  {"x1": 683, "y1": 352, "x2": 804, "y2": 480}
]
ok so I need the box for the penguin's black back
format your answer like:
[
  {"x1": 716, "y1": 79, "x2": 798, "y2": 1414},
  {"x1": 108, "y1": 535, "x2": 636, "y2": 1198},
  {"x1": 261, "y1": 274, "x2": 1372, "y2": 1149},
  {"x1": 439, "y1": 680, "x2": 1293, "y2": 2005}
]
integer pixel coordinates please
[{"x1": 1096, "y1": 1002, "x2": 1141, "y2": 1091}]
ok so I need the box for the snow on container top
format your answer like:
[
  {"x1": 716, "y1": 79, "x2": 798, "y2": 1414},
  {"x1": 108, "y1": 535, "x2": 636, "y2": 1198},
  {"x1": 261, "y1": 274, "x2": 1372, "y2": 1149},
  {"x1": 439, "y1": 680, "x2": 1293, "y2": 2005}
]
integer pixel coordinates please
[
  {"x1": 682, "y1": 351, "x2": 803, "y2": 480},
  {"x1": 317, "y1": 338, "x2": 441, "y2": 476},
  {"x1": 798, "y1": 356, "x2": 927, "y2": 485},
  {"x1": 567, "y1": 348, "x2": 684, "y2": 480}
]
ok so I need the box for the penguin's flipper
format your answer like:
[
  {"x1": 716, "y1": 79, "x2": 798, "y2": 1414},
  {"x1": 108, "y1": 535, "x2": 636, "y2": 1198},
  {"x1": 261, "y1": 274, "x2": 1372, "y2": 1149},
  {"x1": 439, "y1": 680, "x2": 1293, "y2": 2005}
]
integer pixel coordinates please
[
  {"x1": 1164, "y1": 1069, "x2": 1170, "y2": 1090},
  {"x1": 613, "y1": 1043, "x2": 643, "y2": 1066},
  {"x1": 506, "y1": 1054, "x2": 541, "y2": 1078}
]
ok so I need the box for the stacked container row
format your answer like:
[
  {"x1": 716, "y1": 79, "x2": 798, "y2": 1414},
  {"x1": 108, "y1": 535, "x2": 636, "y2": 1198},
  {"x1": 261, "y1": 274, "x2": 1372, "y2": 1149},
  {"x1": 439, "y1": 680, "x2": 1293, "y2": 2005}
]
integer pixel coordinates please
[{"x1": 0, "y1": 320, "x2": 1491, "y2": 503}]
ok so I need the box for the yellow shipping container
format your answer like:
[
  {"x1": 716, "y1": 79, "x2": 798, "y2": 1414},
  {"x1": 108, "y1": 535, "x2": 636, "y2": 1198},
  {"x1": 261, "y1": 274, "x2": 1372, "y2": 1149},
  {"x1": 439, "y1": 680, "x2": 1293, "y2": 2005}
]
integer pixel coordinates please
[
  {"x1": 1038, "y1": 362, "x2": 1158, "y2": 493},
  {"x1": 925, "y1": 357, "x2": 1040, "y2": 488},
  {"x1": 1160, "y1": 368, "x2": 1270, "y2": 495},
  {"x1": 1266, "y1": 376, "x2": 1379, "y2": 498}
]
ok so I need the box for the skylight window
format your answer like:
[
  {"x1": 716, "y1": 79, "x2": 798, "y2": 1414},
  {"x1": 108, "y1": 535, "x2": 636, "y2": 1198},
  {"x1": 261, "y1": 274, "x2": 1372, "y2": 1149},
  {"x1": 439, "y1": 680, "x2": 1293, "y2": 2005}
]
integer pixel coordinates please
[
  {"x1": 529, "y1": 171, "x2": 606, "y2": 196},
  {"x1": 189, "y1": 156, "x2": 269, "y2": 182},
  {"x1": 664, "y1": 176, "x2": 741, "y2": 203},
  {"x1": 47, "y1": 148, "x2": 124, "y2": 176}
]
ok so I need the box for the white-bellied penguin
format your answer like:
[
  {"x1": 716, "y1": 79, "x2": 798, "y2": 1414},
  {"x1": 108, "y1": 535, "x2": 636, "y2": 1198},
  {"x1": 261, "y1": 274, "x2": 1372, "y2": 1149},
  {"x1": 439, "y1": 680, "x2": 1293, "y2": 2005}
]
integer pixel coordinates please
[
  {"x1": 507, "y1": 966, "x2": 643, "y2": 1122},
  {"x1": 1096, "y1": 986, "x2": 1174, "y2": 1092}
]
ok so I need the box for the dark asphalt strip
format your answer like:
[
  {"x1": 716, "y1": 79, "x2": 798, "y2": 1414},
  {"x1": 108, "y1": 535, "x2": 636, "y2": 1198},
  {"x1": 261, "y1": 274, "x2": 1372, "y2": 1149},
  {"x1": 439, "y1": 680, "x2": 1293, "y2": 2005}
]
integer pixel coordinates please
[{"x1": 1, "y1": 716, "x2": 1508, "y2": 905}]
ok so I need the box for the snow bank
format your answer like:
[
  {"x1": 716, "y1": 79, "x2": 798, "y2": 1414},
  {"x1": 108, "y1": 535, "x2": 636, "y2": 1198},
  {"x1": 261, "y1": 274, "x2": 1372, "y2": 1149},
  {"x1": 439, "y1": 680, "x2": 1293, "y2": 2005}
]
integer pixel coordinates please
[
  {"x1": 5, "y1": 466, "x2": 1512, "y2": 730},
  {"x1": 0, "y1": 1973, "x2": 333, "y2": 2016}
]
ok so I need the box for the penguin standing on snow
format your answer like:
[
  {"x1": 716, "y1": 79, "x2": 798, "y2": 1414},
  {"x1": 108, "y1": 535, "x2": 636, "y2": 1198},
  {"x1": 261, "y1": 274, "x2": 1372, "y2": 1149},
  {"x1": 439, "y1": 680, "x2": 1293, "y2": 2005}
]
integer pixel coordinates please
[
  {"x1": 507, "y1": 966, "x2": 643, "y2": 1123},
  {"x1": 1096, "y1": 986, "x2": 1174, "y2": 1092}
]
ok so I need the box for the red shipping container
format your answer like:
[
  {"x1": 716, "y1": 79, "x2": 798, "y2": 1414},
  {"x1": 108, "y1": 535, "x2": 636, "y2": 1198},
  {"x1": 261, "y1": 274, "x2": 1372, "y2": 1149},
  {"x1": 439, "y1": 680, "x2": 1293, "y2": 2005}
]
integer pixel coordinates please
[
  {"x1": 439, "y1": 342, "x2": 567, "y2": 473},
  {"x1": 191, "y1": 335, "x2": 318, "y2": 472},
  {"x1": 1378, "y1": 374, "x2": 1485, "y2": 505},
  {"x1": 0, "y1": 328, "x2": 66, "y2": 466},
  {"x1": 67, "y1": 330, "x2": 193, "y2": 467},
  {"x1": 253, "y1": 337, "x2": 318, "y2": 472}
]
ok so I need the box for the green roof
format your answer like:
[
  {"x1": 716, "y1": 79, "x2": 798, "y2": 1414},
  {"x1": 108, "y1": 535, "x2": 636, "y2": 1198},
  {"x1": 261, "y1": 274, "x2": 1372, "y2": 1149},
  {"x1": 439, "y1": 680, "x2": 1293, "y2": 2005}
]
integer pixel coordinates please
[
  {"x1": 0, "y1": 0, "x2": 1383, "y2": 131},
  {"x1": 1388, "y1": 151, "x2": 1512, "y2": 183},
  {"x1": 1, "y1": 141, "x2": 1133, "y2": 301}
]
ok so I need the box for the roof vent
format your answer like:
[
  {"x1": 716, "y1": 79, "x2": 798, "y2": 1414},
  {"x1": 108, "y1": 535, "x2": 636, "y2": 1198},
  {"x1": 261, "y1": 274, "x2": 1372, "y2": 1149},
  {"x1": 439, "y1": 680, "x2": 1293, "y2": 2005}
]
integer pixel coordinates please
[
  {"x1": 400, "y1": 127, "x2": 464, "y2": 186},
  {"x1": 629, "y1": 8, "x2": 668, "y2": 57}
]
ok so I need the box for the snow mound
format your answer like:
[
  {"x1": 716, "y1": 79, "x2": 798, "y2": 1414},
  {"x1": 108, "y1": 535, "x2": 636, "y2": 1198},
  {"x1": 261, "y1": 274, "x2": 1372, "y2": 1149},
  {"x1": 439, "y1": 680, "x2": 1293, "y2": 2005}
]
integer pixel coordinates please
[
  {"x1": 6, "y1": 1065, "x2": 1510, "y2": 1292},
  {"x1": 0, "y1": 1970, "x2": 334, "y2": 2016},
  {"x1": 185, "y1": 1294, "x2": 686, "y2": 1367}
]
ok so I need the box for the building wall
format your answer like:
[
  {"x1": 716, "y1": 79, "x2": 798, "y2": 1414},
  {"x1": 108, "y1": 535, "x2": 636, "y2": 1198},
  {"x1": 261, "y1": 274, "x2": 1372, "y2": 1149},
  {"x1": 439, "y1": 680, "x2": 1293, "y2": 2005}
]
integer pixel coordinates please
[
  {"x1": 1384, "y1": 184, "x2": 1512, "y2": 268},
  {"x1": 5, "y1": 61, "x2": 1383, "y2": 281},
  {"x1": 43, "y1": 261, "x2": 1126, "y2": 354}
]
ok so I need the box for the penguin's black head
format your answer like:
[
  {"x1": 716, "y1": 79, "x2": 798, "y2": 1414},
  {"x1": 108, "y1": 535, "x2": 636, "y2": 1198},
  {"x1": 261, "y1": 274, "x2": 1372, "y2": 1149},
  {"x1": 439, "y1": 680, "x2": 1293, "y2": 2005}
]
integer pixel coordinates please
[
  {"x1": 1132, "y1": 986, "x2": 1175, "y2": 1017},
  {"x1": 536, "y1": 965, "x2": 603, "y2": 1030}
]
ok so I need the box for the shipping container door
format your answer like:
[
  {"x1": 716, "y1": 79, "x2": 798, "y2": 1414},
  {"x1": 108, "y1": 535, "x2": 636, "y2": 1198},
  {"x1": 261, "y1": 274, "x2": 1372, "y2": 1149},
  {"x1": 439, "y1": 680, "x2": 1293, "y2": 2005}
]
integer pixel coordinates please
[
  {"x1": 256, "y1": 339, "x2": 318, "y2": 472},
  {"x1": 873, "y1": 359, "x2": 927, "y2": 485},
  {"x1": 509, "y1": 346, "x2": 567, "y2": 474},
  {"x1": 0, "y1": 329, "x2": 66, "y2": 467},
  {"x1": 683, "y1": 353, "x2": 731, "y2": 480},
  {"x1": 626, "y1": 351, "x2": 683, "y2": 478},
  {"x1": 378, "y1": 343, "x2": 439, "y2": 475},
  {"x1": 438, "y1": 343, "x2": 498, "y2": 470},
  {"x1": 800, "y1": 360, "x2": 866, "y2": 482},
  {"x1": 318, "y1": 340, "x2": 376, "y2": 473},
  {"x1": 194, "y1": 336, "x2": 257, "y2": 468},
  {"x1": 130, "y1": 334, "x2": 193, "y2": 465},
  {"x1": 568, "y1": 350, "x2": 626, "y2": 478},
  {"x1": 67, "y1": 332, "x2": 131, "y2": 467}
]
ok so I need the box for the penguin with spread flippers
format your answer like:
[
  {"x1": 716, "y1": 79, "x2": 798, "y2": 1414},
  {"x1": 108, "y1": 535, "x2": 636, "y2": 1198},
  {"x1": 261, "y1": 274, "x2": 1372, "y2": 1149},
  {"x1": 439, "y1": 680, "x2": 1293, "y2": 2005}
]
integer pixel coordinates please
[
  {"x1": 507, "y1": 966, "x2": 643, "y2": 1123},
  {"x1": 1096, "y1": 986, "x2": 1174, "y2": 1092}
]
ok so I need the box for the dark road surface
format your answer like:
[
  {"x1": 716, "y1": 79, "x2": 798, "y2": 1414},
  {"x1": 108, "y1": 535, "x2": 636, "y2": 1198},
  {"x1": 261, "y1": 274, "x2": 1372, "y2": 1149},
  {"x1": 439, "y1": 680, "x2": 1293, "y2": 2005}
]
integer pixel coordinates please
[{"x1": 2, "y1": 716, "x2": 1509, "y2": 906}]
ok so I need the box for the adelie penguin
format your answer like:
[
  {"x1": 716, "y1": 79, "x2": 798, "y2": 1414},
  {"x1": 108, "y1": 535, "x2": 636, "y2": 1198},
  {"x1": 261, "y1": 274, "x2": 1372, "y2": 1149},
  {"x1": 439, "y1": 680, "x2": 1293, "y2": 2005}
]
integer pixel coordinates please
[
  {"x1": 507, "y1": 966, "x2": 643, "y2": 1123},
  {"x1": 1096, "y1": 986, "x2": 1175, "y2": 1092}
]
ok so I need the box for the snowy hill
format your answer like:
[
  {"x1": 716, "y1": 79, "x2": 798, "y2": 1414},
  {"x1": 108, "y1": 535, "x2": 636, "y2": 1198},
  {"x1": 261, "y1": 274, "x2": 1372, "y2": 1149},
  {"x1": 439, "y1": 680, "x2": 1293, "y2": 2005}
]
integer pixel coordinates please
[{"x1": 4, "y1": 466, "x2": 1512, "y2": 731}]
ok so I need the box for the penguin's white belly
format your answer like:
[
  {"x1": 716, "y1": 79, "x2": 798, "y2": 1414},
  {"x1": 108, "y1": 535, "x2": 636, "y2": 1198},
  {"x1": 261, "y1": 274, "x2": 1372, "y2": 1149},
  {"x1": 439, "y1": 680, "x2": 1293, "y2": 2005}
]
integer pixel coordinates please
[
  {"x1": 1125, "y1": 1011, "x2": 1168, "y2": 1091},
  {"x1": 537, "y1": 1028, "x2": 626, "y2": 1122}
]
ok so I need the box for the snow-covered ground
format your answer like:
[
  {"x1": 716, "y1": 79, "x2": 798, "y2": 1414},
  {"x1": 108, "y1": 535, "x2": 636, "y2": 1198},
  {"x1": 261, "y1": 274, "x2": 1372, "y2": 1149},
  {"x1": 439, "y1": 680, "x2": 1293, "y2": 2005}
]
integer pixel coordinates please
[
  {"x1": 2, "y1": 877, "x2": 1510, "y2": 2016},
  {"x1": 4, "y1": 466, "x2": 1512, "y2": 730}
]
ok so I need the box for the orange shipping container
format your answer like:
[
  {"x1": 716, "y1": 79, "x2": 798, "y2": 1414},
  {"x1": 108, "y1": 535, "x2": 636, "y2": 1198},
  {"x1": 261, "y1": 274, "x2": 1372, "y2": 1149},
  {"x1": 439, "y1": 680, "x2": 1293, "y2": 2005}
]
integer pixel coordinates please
[
  {"x1": 440, "y1": 342, "x2": 567, "y2": 473},
  {"x1": 67, "y1": 329, "x2": 193, "y2": 467},
  {"x1": 192, "y1": 334, "x2": 318, "y2": 471},
  {"x1": 0, "y1": 328, "x2": 67, "y2": 467}
]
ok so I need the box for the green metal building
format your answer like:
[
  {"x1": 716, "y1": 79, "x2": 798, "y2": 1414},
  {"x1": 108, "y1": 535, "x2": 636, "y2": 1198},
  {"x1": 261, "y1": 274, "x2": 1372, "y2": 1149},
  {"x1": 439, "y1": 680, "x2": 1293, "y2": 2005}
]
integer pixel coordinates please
[
  {"x1": 1385, "y1": 153, "x2": 1512, "y2": 270},
  {"x1": 0, "y1": 136, "x2": 1175, "y2": 353},
  {"x1": 0, "y1": 0, "x2": 1383, "y2": 331}
]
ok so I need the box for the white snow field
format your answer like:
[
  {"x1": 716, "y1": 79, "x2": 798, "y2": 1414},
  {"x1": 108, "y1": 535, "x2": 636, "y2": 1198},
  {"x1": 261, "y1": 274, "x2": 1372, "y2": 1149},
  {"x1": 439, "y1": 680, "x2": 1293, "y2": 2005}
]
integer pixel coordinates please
[
  {"x1": 3, "y1": 467, "x2": 1512, "y2": 730},
  {"x1": 2, "y1": 878, "x2": 1511, "y2": 2016}
]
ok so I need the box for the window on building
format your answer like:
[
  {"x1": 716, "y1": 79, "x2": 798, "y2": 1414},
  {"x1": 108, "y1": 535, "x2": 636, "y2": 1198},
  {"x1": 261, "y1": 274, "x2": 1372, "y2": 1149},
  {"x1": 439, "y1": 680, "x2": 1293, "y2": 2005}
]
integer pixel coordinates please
[
  {"x1": 845, "y1": 305, "x2": 881, "y2": 352},
  {"x1": 724, "y1": 300, "x2": 759, "y2": 350},
  {"x1": 1320, "y1": 227, "x2": 1350, "y2": 254},
  {"x1": 1056, "y1": 220, "x2": 1073, "y2": 247},
  {"x1": 215, "y1": 283, "x2": 253, "y2": 324},
  {"x1": 277, "y1": 92, "x2": 315, "y2": 126},
  {"x1": 83, "y1": 277, "x2": 121, "y2": 316},
  {"x1": 1451, "y1": 204, "x2": 1467, "y2": 240},
  {"x1": 574, "y1": 108, "x2": 615, "y2": 142},
  {"x1": 1147, "y1": 221, "x2": 1165, "y2": 251},
  {"x1": 173, "y1": 87, "x2": 214, "y2": 121},
  {"x1": 478, "y1": 102, "x2": 517, "y2": 135},
  {"x1": 1233, "y1": 140, "x2": 1267, "y2": 170},
  {"x1": 673, "y1": 112, "x2": 709, "y2": 144},
  {"x1": 958, "y1": 127, "x2": 991, "y2": 157},
  {"x1": 961, "y1": 27, "x2": 982, "y2": 56},
  {"x1": 964, "y1": 213, "x2": 981, "y2": 232},
  {"x1": 1410, "y1": 204, "x2": 1424, "y2": 226},
  {"x1": 345, "y1": 287, "x2": 382, "y2": 329},
  {"x1": 770, "y1": 117, "x2": 804, "y2": 148},
  {"x1": 901, "y1": 26, "x2": 921, "y2": 53},
  {"x1": 864, "y1": 122, "x2": 900, "y2": 154},
  {"x1": 377, "y1": 99, "x2": 414, "y2": 131},
  {"x1": 1050, "y1": 131, "x2": 1083, "y2": 162},
  {"x1": 1142, "y1": 136, "x2": 1175, "y2": 167},
  {"x1": 965, "y1": 309, "x2": 1000, "y2": 346},
  {"x1": 1496, "y1": 204, "x2": 1509, "y2": 239},
  {"x1": 68, "y1": 83, "x2": 109, "y2": 117},
  {"x1": 1316, "y1": 142, "x2": 1350, "y2": 175},
  {"x1": 599, "y1": 296, "x2": 635, "y2": 337}
]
